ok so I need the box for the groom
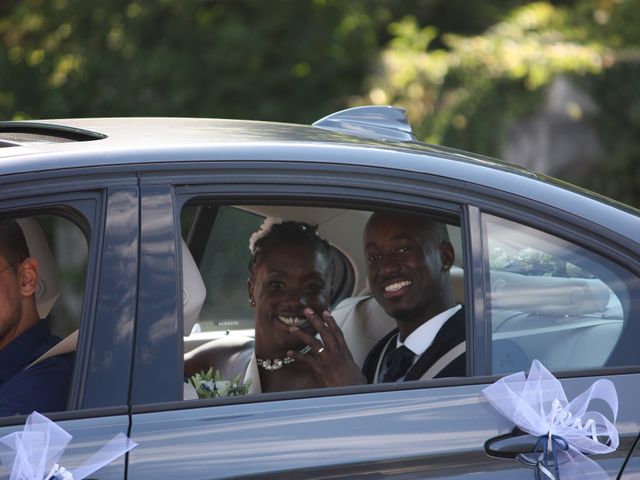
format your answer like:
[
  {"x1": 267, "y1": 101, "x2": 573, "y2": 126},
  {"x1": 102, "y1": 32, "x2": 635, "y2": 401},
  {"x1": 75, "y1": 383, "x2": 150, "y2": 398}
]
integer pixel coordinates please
[
  {"x1": 289, "y1": 211, "x2": 465, "y2": 386},
  {"x1": 360, "y1": 211, "x2": 465, "y2": 382}
]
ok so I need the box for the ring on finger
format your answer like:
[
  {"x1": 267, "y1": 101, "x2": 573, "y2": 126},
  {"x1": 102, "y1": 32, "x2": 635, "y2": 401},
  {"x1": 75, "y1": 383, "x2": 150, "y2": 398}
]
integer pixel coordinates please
[{"x1": 317, "y1": 347, "x2": 325, "y2": 354}]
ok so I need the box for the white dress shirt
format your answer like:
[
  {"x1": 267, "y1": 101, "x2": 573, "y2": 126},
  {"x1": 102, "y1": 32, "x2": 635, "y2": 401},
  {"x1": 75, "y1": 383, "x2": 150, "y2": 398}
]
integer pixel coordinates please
[{"x1": 377, "y1": 304, "x2": 462, "y2": 382}]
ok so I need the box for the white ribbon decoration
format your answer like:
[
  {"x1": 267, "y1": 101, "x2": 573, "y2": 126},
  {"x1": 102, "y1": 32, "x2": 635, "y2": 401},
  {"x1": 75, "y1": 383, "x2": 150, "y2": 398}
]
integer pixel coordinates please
[
  {"x1": 482, "y1": 359, "x2": 618, "y2": 480},
  {"x1": 0, "y1": 411, "x2": 137, "y2": 480}
]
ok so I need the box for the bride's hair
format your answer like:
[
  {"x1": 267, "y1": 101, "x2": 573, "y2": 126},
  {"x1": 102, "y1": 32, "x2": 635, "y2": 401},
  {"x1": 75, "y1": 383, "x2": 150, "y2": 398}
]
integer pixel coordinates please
[{"x1": 248, "y1": 219, "x2": 332, "y2": 274}]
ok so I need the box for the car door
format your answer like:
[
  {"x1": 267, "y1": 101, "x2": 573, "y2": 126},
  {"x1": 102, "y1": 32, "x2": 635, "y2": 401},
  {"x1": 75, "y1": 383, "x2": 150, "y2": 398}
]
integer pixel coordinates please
[
  {"x1": 621, "y1": 432, "x2": 640, "y2": 478},
  {"x1": 0, "y1": 172, "x2": 139, "y2": 480},
  {"x1": 128, "y1": 161, "x2": 640, "y2": 479}
]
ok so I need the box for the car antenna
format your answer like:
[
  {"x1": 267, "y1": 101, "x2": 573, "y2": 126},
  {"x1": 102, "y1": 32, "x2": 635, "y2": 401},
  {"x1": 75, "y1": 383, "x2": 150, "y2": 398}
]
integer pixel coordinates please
[{"x1": 312, "y1": 105, "x2": 417, "y2": 142}]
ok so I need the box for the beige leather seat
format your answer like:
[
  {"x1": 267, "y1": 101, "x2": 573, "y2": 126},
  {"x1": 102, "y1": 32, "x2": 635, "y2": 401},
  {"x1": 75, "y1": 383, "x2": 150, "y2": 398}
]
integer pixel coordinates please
[
  {"x1": 32, "y1": 235, "x2": 206, "y2": 369},
  {"x1": 180, "y1": 240, "x2": 210, "y2": 400},
  {"x1": 16, "y1": 217, "x2": 70, "y2": 368},
  {"x1": 181, "y1": 241, "x2": 253, "y2": 386},
  {"x1": 181, "y1": 239, "x2": 207, "y2": 336},
  {"x1": 16, "y1": 218, "x2": 60, "y2": 319},
  {"x1": 333, "y1": 263, "x2": 621, "y2": 373}
]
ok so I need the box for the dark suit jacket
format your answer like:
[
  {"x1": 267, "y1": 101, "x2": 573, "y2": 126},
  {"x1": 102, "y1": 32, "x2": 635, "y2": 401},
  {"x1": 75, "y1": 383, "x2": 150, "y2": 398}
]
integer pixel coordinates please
[{"x1": 362, "y1": 307, "x2": 466, "y2": 383}]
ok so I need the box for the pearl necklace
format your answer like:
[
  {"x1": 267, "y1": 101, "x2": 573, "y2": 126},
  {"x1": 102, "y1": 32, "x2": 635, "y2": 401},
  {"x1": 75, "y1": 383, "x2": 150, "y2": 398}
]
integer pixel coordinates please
[
  {"x1": 256, "y1": 346, "x2": 312, "y2": 371},
  {"x1": 256, "y1": 357, "x2": 294, "y2": 371}
]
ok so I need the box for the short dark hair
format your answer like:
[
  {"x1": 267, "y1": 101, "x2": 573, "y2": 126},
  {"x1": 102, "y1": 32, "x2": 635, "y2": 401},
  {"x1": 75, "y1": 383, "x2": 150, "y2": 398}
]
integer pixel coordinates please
[
  {"x1": 422, "y1": 219, "x2": 450, "y2": 247},
  {"x1": 367, "y1": 211, "x2": 450, "y2": 247},
  {"x1": 0, "y1": 219, "x2": 30, "y2": 268},
  {"x1": 248, "y1": 220, "x2": 333, "y2": 275}
]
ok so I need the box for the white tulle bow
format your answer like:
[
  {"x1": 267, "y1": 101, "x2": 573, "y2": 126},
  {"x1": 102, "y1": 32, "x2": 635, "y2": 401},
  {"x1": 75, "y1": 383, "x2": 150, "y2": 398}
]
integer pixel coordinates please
[
  {"x1": 482, "y1": 360, "x2": 618, "y2": 479},
  {"x1": 0, "y1": 411, "x2": 137, "y2": 480}
]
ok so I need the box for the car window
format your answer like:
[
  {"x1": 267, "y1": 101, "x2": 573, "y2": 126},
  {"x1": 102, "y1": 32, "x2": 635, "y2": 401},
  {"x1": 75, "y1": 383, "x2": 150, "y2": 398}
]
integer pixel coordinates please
[
  {"x1": 181, "y1": 204, "x2": 367, "y2": 396},
  {"x1": 180, "y1": 201, "x2": 466, "y2": 399},
  {"x1": 0, "y1": 212, "x2": 88, "y2": 418},
  {"x1": 483, "y1": 213, "x2": 638, "y2": 374}
]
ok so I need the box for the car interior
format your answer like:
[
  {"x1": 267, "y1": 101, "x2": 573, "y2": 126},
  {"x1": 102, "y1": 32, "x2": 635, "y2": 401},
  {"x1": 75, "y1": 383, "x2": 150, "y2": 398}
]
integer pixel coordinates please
[
  {"x1": 2, "y1": 216, "x2": 86, "y2": 397},
  {"x1": 179, "y1": 203, "x2": 471, "y2": 383},
  {"x1": 4, "y1": 207, "x2": 629, "y2": 408},
  {"x1": 181, "y1": 204, "x2": 629, "y2": 394},
  {"x1": 484, "y1": 214, "x2": 627, "y2": 371}
]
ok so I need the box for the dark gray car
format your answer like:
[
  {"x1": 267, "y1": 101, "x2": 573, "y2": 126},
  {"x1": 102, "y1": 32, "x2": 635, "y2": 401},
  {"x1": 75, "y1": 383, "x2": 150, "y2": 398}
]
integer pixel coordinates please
[{"x1": 0, "y1": 106, "x2": 638, "y2": 479}]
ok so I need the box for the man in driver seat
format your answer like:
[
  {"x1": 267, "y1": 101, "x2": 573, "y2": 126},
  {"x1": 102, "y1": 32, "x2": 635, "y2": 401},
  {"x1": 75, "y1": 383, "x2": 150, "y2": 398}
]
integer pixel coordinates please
[{"x1": 0, "y1": 219, "x2": 73, "y2": 416}]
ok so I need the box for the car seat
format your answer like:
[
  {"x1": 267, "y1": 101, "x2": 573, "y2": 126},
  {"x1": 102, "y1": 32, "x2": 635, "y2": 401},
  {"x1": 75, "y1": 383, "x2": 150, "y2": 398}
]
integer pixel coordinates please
[
  {"x1": 181, "y1": 239, "x2": 207, "y2": 336},
  {"x1": 31, "y1": 236, "x2": 206, "y2": 370},
  {"x1": 17, "y1": 217, "x2": 75, "y2": 369},
  {"x1": 16, "y1": 218, "x2": 61, "y2": 319}
]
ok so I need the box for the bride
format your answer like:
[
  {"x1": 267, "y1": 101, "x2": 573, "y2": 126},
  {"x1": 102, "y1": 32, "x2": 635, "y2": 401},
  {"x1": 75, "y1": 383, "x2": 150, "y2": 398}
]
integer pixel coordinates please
[
  {"x1": 245, "y1": 219, "x2": 364, "y2": 393},
  {"x1": 185, "y1": 218, "x2": 364, "y2": 396}
]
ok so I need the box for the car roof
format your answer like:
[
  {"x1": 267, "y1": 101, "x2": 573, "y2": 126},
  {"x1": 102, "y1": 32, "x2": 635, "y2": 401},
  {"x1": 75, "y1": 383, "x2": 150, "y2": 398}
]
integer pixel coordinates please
[
  {"x1": 1, "y1": 115, "x2": 639, "y2": 243},
  {"x1": 0, "y1": 116, "x2": 529, "y2": 173}
]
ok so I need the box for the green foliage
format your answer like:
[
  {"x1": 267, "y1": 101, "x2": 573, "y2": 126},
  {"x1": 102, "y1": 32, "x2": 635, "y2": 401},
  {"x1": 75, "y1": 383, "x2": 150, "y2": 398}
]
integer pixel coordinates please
[
  {"x1": 358, "y1": 2, "x2": 610, "y2": 142},
  {"x1": 577, "y1": 62, "x2": 640, "y2": 208},
  {"x1": 0, "y1": 0, "x2": 379, "y2": 122},
  {"x1": 355, "y1": 0, "x2": 640, "y2": 207},
  {"x1": 2, "y1": 0, "x2": 639, "y2": 206},
  {"x1": 189, "y1": 367, "x2": 251, "y2": 398}
]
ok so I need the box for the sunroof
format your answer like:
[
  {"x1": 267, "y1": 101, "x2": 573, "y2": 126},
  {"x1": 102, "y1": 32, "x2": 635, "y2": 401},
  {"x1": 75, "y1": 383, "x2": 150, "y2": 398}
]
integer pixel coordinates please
[{"x1": 0, "y1": 122, "x2": 106, "y2": 147}]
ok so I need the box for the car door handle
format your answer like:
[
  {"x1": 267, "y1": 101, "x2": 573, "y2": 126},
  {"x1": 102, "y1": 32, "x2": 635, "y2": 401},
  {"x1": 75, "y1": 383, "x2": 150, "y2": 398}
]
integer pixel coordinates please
[{"x1": 485, "y1": 427, "x2": 538, "y2": 459}]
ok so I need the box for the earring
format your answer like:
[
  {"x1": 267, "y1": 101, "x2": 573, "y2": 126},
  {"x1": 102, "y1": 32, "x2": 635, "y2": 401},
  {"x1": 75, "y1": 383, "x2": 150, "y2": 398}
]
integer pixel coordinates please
[
  {"x1": 443, "y1": 264, "x2": 451, "y2": 271},
  {"x1": 249, "y1": 298, "x2": 256, "y2": 307}
]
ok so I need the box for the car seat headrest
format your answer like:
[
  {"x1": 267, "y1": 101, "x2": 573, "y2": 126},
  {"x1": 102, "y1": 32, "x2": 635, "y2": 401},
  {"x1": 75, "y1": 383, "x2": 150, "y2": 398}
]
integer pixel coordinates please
[
  {"x1": 16, "y1": 218, "x2": 61, "y2": 319},
  {"x1": 182, "y1": 239, "x2": 206, "y2": 336}
]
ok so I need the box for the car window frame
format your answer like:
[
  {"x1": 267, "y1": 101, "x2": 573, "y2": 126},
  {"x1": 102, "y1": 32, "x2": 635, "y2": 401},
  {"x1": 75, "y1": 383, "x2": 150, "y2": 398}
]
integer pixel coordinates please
[
  {"x1": 78, "y1": 185, "x2": 139, "y2": 410},
  {"x1": 0, "y1": 165, "x2": 142, "y2": 425},
  {"x1": 133, "y1": 163, "x2": 473, "y2": 410},
  {"x1": 0, "y1": 172, "x2": 135, "y2": 480},
  {"x1": 0, "y1": 191, "x2": 102, "y2": 422},
  {"x1": 477, "y1": 207, "x2": 640, "y2": 377},
  {"x1": 132, "y1": 160, "x2": 640, "y2": 412}
]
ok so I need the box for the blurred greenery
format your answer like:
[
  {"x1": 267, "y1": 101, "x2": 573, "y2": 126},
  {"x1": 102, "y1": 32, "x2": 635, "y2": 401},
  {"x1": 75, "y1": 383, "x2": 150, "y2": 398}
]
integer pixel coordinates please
[
  {"x1": 0, "y1": 0, "x2": 381, "y2": 122},
  {"x1": 354, "y1": 0, "x2": 640, "y2": 207},
  {"x1": 1, "y1": 0, "x2": 639, "y2": 206}
]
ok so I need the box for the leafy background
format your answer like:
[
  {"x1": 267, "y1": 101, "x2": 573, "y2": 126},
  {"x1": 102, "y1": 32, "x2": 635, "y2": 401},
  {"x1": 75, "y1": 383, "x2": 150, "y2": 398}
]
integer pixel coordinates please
[{"x1": 2, "y1": 0, "x2": 639, "y2": 207}]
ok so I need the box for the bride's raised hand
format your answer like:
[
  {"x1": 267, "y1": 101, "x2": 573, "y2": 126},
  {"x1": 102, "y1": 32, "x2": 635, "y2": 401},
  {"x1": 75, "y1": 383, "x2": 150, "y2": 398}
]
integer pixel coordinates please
[{"x1": 287, "y1": 308, "x2": 366, "y2": 387}]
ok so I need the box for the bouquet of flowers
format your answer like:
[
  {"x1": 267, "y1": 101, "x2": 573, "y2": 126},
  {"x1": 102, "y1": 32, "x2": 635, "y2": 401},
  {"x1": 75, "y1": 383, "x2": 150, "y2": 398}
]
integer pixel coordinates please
[{"x1": 189, "y1": 367, "x2": 251, "y2": 398}]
